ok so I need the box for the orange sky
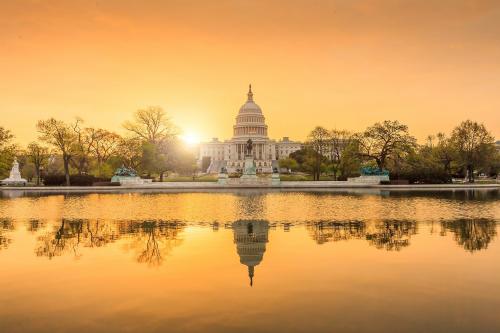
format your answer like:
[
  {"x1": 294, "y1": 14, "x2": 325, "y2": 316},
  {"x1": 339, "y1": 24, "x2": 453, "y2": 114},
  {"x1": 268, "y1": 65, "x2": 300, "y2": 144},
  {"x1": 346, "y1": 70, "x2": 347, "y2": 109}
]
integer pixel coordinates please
[{"x1": 1, "y1": 0, "x2": 499, "y2": 144}]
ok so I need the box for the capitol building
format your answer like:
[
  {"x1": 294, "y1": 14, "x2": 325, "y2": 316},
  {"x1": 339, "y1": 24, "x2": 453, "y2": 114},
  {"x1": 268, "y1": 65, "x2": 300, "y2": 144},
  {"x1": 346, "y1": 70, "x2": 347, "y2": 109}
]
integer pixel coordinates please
[{"x1": 198, "y1": 85, "x2": 302, "y2": 174}]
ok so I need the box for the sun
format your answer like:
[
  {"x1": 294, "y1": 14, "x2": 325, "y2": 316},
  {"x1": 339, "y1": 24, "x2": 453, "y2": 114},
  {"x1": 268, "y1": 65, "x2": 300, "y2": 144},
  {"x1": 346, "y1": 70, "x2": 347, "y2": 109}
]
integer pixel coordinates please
[{"x1": 180, "y1": 132, "x2": 201, "y2": 146}]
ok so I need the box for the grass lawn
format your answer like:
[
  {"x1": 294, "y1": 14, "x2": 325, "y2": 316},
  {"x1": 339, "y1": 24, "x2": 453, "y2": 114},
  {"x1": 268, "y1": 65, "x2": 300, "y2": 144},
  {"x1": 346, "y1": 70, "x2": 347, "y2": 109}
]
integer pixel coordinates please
[
  {"x1": 279, "y1": 174, "x2": 339, "y2": 181},
  {"x1": 163, "y1": 174, "x2": 337, "y2": 182},
  {"x1": 162, "y1": 175, "x2": 217, "y2": 182}
]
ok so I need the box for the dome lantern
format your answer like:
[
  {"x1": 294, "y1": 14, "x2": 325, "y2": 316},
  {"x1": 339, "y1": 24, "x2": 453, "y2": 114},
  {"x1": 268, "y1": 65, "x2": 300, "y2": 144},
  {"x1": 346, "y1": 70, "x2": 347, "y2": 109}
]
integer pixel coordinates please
[
  {"x1": 238, "y1": 84, "x2": 262, "y2": 114},
  {"x1": 247, "y1": 84, "x2": 253, "y2": 101}
]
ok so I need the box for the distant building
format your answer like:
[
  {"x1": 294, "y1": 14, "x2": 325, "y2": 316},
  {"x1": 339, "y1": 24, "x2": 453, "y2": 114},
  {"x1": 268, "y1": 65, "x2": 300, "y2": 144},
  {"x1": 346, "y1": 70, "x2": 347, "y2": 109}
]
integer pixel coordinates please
[{"x1": 198, "y1": 85, "x2": 302, "y2": 173}]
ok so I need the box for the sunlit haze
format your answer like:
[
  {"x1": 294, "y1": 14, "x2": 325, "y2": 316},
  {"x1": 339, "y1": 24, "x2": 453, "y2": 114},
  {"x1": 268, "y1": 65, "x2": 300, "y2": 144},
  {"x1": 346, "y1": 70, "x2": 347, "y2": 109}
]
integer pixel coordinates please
[
  {"x1": 180, "y1": 132, "x2": 201, "y2": 146},
  {"x1": 1, "y1": 0, "x2": 499, "y2": 144}
]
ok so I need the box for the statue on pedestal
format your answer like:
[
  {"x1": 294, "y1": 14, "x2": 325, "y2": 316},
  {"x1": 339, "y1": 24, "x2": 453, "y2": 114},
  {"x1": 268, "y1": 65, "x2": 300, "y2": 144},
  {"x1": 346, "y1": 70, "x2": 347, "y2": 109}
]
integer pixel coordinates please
[
  {"x1": 271, "y1": 166, "x2": 280, "y2": 185},
  {"x1": 114, "y1": 165, "x2": 138, "y2": 177},
  {"x1": 246, "y1": 138, "x2": 253, "y2": 156},
  {"x1": 1, "y1": 158, "x2": 27, "y2": 186},
  {"x1": 111, "y1": 165, "x2": 149, "y2": 185},
  {"x1": 217, "y1": 166, "x2": 229, "y2": 184}
]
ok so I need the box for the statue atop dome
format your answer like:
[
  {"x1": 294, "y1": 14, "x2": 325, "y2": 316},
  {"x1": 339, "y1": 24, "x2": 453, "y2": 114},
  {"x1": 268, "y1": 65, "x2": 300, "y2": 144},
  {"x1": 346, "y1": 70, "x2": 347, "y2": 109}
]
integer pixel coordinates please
[{"x1": 247, "y1": 84, "x2": 253, "y2": 101}]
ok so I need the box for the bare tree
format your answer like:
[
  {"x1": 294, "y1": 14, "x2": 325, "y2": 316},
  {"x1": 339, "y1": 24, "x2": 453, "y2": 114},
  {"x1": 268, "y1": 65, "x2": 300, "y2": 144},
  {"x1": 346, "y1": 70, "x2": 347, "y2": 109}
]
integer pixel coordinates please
[
  {"x1": 37, "y1": 118, "x2": 78, "y2": 186},
  {"x1": 26, "y1": 142, "x2": 49, "y2": 185},
  {"x1": 328, "y1": 129, "x2": 352, "y2": 180},
  {"x1": 307, "y1": 126, "x2": 331, "y2": 181},
  {"x1": 434, "y1": 133, "x2": 456, "y2": 176},
  {"x1": 70, "y1": 119, "x2": 95, "y2": 175},
  {"x1": 356, "y1": 120, "x2": 416, "y2": 171},
  {"x1": 426, "y1": 134, "x2": 436, "y2": 148},
  {"x1": 88, "y1": 129, "x2": 121, "y2": 176},
  {"x1": 450, "y1": 120, "x2": 495, "y2": 182},
  {"x1": 0, "y1": 127, "x2": 17, "y2": 178},
  {"x1": 123, "y1": 106, "x2": 177, "y2": 144},
  {"x1": 123, "y1": 107, "x2": 179, "y2": 179},
  {"x1": 116, "y1": 137, "x2": 143, "y2": 170},
  {"x1": 0, "y1": 127, "x2": 14, "y2": 150}
]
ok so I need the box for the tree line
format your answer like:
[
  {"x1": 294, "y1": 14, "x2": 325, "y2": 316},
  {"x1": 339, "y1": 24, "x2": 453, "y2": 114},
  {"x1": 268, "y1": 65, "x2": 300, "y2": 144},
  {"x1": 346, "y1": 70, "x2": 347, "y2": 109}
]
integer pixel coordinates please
[
  {"x1": 1, "y1": 111, "x2": 498, "y2": 184},
  {"x1": 0, "y1": 106, "x2": 197, "y2": 185},
  {"x1": 307, "y1": 218, "x2": 497, "y2": 252},
  {"x1": 280, "y1": 120, "x2": 498, "y2": 183}
]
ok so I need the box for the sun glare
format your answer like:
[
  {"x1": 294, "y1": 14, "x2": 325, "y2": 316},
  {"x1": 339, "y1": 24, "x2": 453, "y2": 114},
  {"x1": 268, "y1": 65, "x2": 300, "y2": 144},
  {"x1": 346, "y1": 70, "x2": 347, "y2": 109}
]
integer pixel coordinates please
[{"x1": 181, "y1": 132, "x2": 201, "y2": 146}]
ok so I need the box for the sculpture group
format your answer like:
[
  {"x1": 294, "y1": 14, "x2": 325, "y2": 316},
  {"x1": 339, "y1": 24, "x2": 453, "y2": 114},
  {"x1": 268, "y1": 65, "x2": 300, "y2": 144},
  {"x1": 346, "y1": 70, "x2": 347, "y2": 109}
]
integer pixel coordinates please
[{"x1": 111, "y1": 165, "x2": 151, "y2": 185}]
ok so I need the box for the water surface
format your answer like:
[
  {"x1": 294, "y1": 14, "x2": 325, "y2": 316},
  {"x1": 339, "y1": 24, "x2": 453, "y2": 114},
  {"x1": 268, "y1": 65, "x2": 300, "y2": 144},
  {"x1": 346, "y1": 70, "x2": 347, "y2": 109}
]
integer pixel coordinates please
[{"x1": 0, "y1": 190, "x2": 499, "y2": 333}]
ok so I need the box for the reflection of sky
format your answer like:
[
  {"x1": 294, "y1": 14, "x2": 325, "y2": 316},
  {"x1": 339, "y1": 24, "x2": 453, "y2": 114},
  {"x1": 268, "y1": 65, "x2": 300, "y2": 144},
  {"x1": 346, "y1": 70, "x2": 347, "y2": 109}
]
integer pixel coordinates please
[
  {"x1": 1, "y1": 218, "x2": 499, "y2": 333},
  {"x1": 0, "y1": 192, "x2": 499, "y2": 332},
  {"x1": 0, "y1": 221, "x2": 500, "y2": 332},
  {"x1": 0, "y1": 191, "x2": 498, "y2": 223}
]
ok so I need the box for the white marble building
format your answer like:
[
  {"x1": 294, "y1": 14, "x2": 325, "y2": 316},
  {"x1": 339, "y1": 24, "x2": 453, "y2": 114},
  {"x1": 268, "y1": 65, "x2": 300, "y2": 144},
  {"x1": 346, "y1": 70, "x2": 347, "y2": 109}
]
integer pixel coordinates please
[{"x1": 199, "y1": 85, "x2": 302, "y2": 174}]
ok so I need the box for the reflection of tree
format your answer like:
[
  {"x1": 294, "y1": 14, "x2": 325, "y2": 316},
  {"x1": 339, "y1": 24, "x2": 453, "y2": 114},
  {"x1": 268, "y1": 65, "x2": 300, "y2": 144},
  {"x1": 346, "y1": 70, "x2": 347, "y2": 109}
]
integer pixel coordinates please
[
  {"x1": 35, "y1": 219, "x2": 120, "y2": 259},
  {"x1": 441, "y1": 219, "x2": 497, "y2": 252},
  {"x1": 307, "y1": 221, "x2": 365, "y2": 244},
  {"x1": 365, "y1": 220, "x2": 417, "y2": 251},
  {"x1": 122, "y1": 221, "x2": 184, "y2": 267},
  {"x1": 34, "y1": 219, "x2": 184, "y2": 265},
  {"x1": 85, "y1": 220, "x2": 120, "y2": 248},
  {"x1": 36, "y1": 219, "x2": 83, "y2": 259},
  {"x1": 307, "y1": 220, "x2": 417, "y2": 251},
  {"x1": 0, "y1": 219, "x2": 13, "y2": 251}
]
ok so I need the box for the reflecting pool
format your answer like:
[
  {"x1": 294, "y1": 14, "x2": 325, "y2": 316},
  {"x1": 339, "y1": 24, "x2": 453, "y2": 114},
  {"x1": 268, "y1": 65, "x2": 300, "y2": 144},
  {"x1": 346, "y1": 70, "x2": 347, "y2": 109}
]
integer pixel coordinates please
[{"x1": 0, "y1": 190, "x2": 499, "y2": 333}]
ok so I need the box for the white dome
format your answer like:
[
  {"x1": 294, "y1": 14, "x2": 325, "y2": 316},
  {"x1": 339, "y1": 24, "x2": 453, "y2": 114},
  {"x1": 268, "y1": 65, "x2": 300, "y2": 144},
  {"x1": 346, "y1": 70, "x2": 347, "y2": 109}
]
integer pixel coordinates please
[
  {"x1": 239, "y1": 101, "x2": 262, "y2": 114},
  {"x1": 233, "y1": 85, "x2": 268, "y2": 138},
  {"x1": 238, "y1": 84, "x2": 262, "y2": 114}
]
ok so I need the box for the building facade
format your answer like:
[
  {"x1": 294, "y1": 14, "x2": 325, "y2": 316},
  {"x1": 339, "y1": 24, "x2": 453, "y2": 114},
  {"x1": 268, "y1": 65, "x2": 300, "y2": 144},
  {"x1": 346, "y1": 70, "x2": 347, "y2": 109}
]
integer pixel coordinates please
[{"x1": 198, "y1": 85, "x2": 302, "y2": 174}]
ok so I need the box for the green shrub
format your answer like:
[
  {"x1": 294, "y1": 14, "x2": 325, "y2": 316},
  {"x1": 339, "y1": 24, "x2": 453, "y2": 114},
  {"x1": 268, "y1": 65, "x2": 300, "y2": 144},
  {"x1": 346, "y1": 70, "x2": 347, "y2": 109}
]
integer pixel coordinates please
[
  {"x1": 392, "y1": 169, "x2": 451, "y2": 184},
  {"x1": 43, "y1": 175, "x2": 110, "y2": 186}
]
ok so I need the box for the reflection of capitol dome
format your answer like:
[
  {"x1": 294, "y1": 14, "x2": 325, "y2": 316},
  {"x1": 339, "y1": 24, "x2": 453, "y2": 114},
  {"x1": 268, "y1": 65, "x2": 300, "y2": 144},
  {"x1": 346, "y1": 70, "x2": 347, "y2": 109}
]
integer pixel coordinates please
[{"x1": 232, "y1": 220, "x2": 269, "y2": 286}]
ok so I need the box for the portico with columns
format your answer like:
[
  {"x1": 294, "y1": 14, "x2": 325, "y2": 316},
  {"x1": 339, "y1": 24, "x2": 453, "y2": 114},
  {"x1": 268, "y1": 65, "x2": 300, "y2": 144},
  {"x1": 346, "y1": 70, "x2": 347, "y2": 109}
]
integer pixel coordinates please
[{"x1": 198, "y1": 85, "x2": 301, "y2": 174}]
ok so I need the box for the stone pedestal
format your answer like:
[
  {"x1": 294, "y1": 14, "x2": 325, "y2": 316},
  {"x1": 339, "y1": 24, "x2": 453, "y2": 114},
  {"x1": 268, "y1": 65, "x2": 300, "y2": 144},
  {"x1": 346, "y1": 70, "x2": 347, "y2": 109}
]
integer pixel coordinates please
[
  {"x1": 217, "y1": 173, "x2": 228, "y2": 185},
  {"x1": 347, "y1": 175, "x2": 390, "y2": 184},
  {"x1": 240, "y1": 155, "x2": 257, "y2": 180},
  {"x1": 271, "y1": 173, "x2": 281, "y2": 185},
  {"x1": 111, "y1": 175, "x2": 152, "y2": 185}
]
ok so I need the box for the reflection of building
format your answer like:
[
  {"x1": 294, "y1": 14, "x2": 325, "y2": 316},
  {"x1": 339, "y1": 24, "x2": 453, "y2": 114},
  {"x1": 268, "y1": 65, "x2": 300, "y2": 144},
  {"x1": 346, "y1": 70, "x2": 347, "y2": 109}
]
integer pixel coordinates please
[
  {"x1": 0, "y1": 219, "x2": 13, "y2": 251},
  {"x1": 232, "y1": 220, "x2": 269, "y2": 286},
  {"x1": 198, "y1": 85, "x2": 302, "y2": 173}
]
